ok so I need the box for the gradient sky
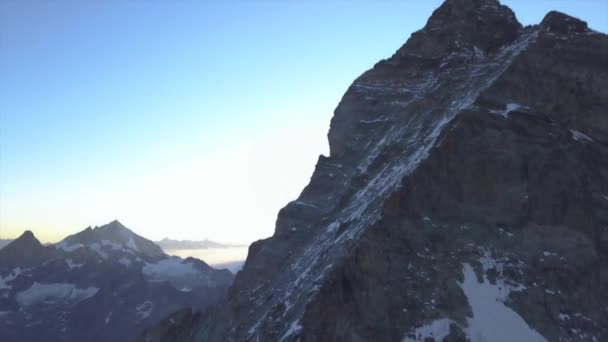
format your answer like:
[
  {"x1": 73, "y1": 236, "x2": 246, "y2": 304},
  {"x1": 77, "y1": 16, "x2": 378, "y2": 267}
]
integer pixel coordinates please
[{"x1": 1, "y1": 1, "x2": 607, "y2": 244}]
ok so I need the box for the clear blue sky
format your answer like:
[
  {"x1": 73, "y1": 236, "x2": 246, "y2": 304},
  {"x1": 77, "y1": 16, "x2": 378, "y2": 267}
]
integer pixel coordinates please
[{"x1": 1, "y1": 0, "x2": 606, "y2": 243}]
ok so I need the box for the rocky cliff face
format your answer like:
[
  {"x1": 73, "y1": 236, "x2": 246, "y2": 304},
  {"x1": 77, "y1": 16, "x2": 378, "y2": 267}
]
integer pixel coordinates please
[{"x1": 155, "y1": 1, "x2": 607, "y2": 341}]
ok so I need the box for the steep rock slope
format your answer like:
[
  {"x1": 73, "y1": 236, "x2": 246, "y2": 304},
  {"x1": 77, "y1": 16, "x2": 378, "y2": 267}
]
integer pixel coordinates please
[
  {"x1": 0, "y1": 221, "x2": 233, "y2": 342},
  {"x1": 0, "y1": 239, "x2": 15, "y2": 250},
  {"x1": 0, "y1": 231, "x2": 58, "y2": 269},
  {"x1": 155, "y1": 1, "x2": 606, "y2": 341}
]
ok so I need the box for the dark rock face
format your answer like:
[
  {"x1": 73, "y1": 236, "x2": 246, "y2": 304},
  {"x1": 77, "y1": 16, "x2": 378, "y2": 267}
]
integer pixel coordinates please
[
  {"x1": 0, "y1": 231, "x2": 58, "y2": 270},
  {"x1": 0, "y1": 222, "x2": 234, "y2": 342},
  {"x1": 152, "y1": 1, "x2": 608, "y2": 341},
  {"x1": 541, "y1": 11, "x2": 589, "y2": 34},
  {"x1": 392, "y1": 0, "x2": 522, "y2": 62},
  {"x1": 137, "y1": 308, "x2": 205, "y2": 342}
]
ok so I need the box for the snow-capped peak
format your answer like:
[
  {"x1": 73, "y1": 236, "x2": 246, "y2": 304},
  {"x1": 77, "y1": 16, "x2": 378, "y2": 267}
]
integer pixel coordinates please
[{"x1": 54, "y1": 220, "x2": 164, "y2": 259}]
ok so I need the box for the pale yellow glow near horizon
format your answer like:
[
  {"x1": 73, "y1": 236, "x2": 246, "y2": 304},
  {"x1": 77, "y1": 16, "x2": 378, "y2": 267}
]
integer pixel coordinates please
[
  {"x1": 166, "y1": 247, "x2": 249, "y2": 266},
  {"x1": 0, "y1": 114, "x2": 330, "y2": 245}
]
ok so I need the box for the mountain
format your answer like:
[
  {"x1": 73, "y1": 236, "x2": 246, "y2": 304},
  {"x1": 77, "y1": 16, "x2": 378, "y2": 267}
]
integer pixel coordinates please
[
  {"x1": 0, "y1": 239, "x2": 12, "y2": 250},
  {"x1": 0, "y1": 231, "x2": 58, "y2": 270},
  {"x1": 156, "y1": 238, "x2": 246, "y2": 250},
  {"x1": 56, "y1": 219, "x2": 165, "y2": 258},
  {"x1": 141, "y1": 1, "x2": 608, "y2": 341},
  {"x1": 0, "y1": 221, "x2": 234, "y2": 342}
]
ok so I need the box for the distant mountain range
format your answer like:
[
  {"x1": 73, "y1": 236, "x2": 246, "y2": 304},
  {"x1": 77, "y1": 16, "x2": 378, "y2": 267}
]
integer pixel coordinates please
[
  {"x1": 0, "y1": 237, "x2": 246, "y2": 252},
  {"x1": 0, "y1": 220, "x2": 234, "y2": 342},
  {"x1": 155, "y1": 238, "x2": 247, "y2": 250}
]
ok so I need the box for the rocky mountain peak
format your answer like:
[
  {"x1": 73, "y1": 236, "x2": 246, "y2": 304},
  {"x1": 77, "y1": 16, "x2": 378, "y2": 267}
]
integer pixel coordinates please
[
  {"x1": 95, "y1": 219, "x2": 133, "y2": 238},
  {"x1": 0, "y1": 230, "x2": 56, "y2": 270},
  {"x1": 541, "y1": 11, "x2": 589, "y2": 34},
  {"x1": 392, "y1": 0, "x2": 522, "y2": 60},
  {"x1": 14, "y1": 230, "x2": 39, "y2": 246},
  {"x1": 56, "y1": 220, "x2": 165, "y2": 258}
]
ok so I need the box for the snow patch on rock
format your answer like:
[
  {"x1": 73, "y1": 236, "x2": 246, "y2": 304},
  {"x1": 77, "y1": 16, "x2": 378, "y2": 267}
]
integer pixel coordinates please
[
  {"x1": 503, "y1": 103, "x2": 522, "y2": 117},
  {"x1": 489, "y1": 102, "x2": 525, "y2": 118},
  {"x1": 118, "y1": 257, "x2": 132, "y2": 266},
  {"x1": 0, "y1": 267, "x2": 21, "y2": 290},
  {"x1": 126, "y1": 236, "x2": 139, "y2": 251},
  {"x1": 459, "y1": 263, "x2": 546, "y2": 342},
  {"x1": 55, "y1": 241, "x2": 85, "y2": 252},
  {"x1": 90, "y1": 242, "x2": 108, "y2": 259},
  {"x1": 136, "y1": 301, "x2": 153, "y2": 320},
  {"x1": 403, "y1": 318, "x2": 452, "y2": 342},
  {"x1": 142, "y1": 257, "x2": 197, "y2": 279},
  {"x1": 570, "y1": 129, "x2": 593, "y2": 142},
  {"x1": 16, "y1": 282, "x2": 98, "y2": 307},
  {"x1": 279, "y1": 320, "x2": 302, "y2": 342},
  {"x1": 101, "y1": 239, "x2": 136, "y2": 254},
  {"x1": 66, "y1": 259, "x2": 84, "y2": 269}
]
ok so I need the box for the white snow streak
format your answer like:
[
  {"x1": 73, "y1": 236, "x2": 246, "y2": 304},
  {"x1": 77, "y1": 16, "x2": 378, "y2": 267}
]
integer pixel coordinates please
[
  {"x1": 55, "y1": 241, "x2": 84, "y2": 252},
  {"x1": 503, "y1": 103, "x2": 522, "y2": 117},
  {"x1": 142, "y1": 257, "x2": 197, "y2": 279},
  {"x1": 16, "y1": 282, "x2": 98, "y2": 307},
  {"x1": 90, "y1": 242, "x2": 108, "y2": 259},
  {"x1": 278, "y1": 320, "x2": 302, "y2": 342},
  {"x1": 66, "y1": 259, "x2": 84, "y2": 269},
  {"x1": 136, "y1": 301, "x2": 153, "y2": 320},
  {"x1": 570, "y1": 129, "x2": 593, "y2": 142},
  {"x1": 119, "y1": 257, "x2": 132, "y2": 266},
  {"x1": 126, "y1": 236, "x2": 139, "y2": 251}
]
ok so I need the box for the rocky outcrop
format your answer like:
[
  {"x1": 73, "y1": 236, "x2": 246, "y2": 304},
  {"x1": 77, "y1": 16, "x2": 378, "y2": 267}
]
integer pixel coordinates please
[{"x1": 151, "y1": 0, "x2": 608, "y2": 341}]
